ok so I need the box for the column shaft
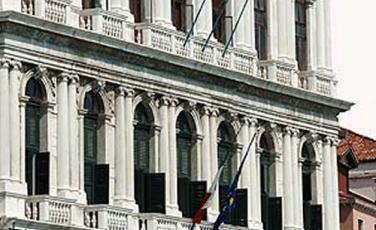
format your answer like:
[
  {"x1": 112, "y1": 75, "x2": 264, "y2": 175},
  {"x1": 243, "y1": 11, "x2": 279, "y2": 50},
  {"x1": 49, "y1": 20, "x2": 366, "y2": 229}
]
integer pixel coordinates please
[
  {"x1": 159, "y1": 98, "x2": 170, "y2": 207},
  {"x1": 194, "y1": 0, "x2": 213, "y2": 37},
  {"x1": 324, "y1": 0, "x2": 332, "y2": 68},
  {"x1": 57, "y1": 73, "x2": 70, "y2": 193},
  {"x1": 277, "y1": 0, "x2": 287, "y2": 57},
  {"x1": 153, "y1": 0, "x2": 172, "y2": 26},
  {"x1": 291, "y1": 130, "x2": 300, "y2": 228},
  {"x1": 283, "y1": 128, "x2": 294, "y2": 228},
  {"x1": 234, "y1": 0, "x2": 254, "y2": 50},
  {"x1": 249, "y1": 119, "x2": 260, "y2": 225},
  {"x1": 168, "y1": 100, "x2": 179, "y2": 213},
  {"x1": 331, "y1": 140, "x2": 340, "y2": 230},
  {"x1": 306, "y1": 2, "x2": 316, "y2": 70},
  {"x1": 201, "y1": 108, "x2": 211, "y2": 182},
  {"x1": 68, "y1": 76, "x2": 79, "y2": 191},
  {"x1": 323, "y1": 138, "x2": 333, "y2": 230},
  {"x1": 125, "y1": 89, "x2": 136, "y2": 207},
  {"x1": 286, "y1": 0, "x2": 296, "y2": 59},
  {"x1": 316, "y1": 0, "x2": 325, "y2": 68},
  {"x1": 0, "y1": 61, "x2": 10, "y2": 180},
  {"x1": 114, "y1": 88, "x2": 126, "y2": 203},
  {"x1": 9, "y1": 62, "x2": 21, "y2": 181}
]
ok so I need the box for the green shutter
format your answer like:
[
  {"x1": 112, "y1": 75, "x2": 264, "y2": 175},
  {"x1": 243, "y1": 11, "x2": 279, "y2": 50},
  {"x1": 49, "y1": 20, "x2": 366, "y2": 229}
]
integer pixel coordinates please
[
  {"x1": 178, "y1": 177, "x2": 190, "y2": 217},
  {"x1": 310, "y1": 204, "x2": 322, "y2": 230},
  {"x1": 269, "y1": 197, "x2": 282, "y2": 230},
  {"x1": 84, "y1": 117, "x2": 98, "y2": 204},
  {"x1": 94, "y1": 164, "x2": 109, "y2": 204},
  {"x1": 35, "y1": 152, "x2": 50, "y2": 195},
  {"x1": 145, "y1": 173, "x2": 165, "y2": 213},
  {"x1": 233, "y1": 189, "x2": 248, "y2": 227},
  {"x1": 135, "y1": 170, "x2": 146, "y2": 212},
  {"x1": 189, "y1": 181, "x2": 207, "y2": 219}
]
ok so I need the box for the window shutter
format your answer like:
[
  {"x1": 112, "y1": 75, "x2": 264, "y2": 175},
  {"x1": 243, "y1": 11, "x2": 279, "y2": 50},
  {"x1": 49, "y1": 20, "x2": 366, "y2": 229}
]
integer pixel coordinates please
[
  {"x1": 310, "y1": 204, "x2": 322, "y2": 230},
  {"x1": 178, "y1": 177, "x2": 191, "y2": 217},
  {"x1": 26, "y1": 105, "x2": 40, "y2": 151},
  {"x1": 135, "y1": 169, "x2": 146, "y2": 212},
  {"x1": 94, "y1": 164, "x2": 109, "y2": 204},
  {"x1": 232, "y1": 188, "x2": 248, "y2": 227},
  {"x1": 145, "y1": 173, "x2": 165, "y2": 213},
  {"x1": 35, "y1": 152, "x2": 50, "y2": 195},
  {"x1": 268, "y1": 197, "x2": 282, "y2": 230},
  {"x1": 189, "y1": 181, "x2": 207, "y2": 218}
]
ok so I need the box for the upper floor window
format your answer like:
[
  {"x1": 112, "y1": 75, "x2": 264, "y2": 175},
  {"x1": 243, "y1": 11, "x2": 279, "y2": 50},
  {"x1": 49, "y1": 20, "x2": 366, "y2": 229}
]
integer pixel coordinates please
[
  {"x1": 295, "y1": 0, "x2": 308, "y2": 70},
  {"x1": 130, "y1": 0, "x2": 142, "y2": 23},
  {"x1": 172, "y1": 0, "x2": 186, "y2": 32},
  {"x1": 82, "y1": 0, "x2": 109, "y2": 10},
  {"x1": 255, "y1": 0, "x2": 267, "y2": 60},
  {"x1": 212, "y1": 0, "x2": 227, "y2": 44}
]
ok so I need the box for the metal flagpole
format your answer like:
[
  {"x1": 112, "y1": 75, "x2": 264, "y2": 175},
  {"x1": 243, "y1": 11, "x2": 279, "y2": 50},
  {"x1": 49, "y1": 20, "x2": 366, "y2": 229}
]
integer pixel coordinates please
[
  {"x1": 183, "y1": 0, "x2": 208, "y2": 47},
  {"x1": 201, "y1": 0, "x2": 230, "y2": 52},
  {"x1": 222, "y1": 0, "x2": 249, "y2": 57}
]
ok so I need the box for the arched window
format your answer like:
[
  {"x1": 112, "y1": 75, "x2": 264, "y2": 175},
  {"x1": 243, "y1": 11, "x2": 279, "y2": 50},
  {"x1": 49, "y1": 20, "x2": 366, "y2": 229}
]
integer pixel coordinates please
[
  {"x1": 134, "y1": 103, "x2": 153, "y2": 212},
  {"x1": 259, "y1": 133, "x2": 281, "y2": 230},
  {"x1": 172, "y1": 0, "x2": 186, "y2": 32},
  {"x1": 217, "y1": 123, "x2": 235, "y2": 218},
  {"x1": 255, "y1": 0, "x2": 267, "y2": 60},
  {"x1": 25, "y1": 78, "x2": 48, "y2": 195},
  {"x1": 295, "y1": 0, "x2": 308, "y2": 70},
  {"x1": 176, "y1": 112, "x2": 196, "y2": 217},
  {"x1": 212, "y1": 0, "x2": 227, "y2": 44},
  {"x1": 84, "y1": 91, "x2": 108, "y2": 204},
  {"x1": 301, "y1": 142, "x2": 317, "y2": 230}
]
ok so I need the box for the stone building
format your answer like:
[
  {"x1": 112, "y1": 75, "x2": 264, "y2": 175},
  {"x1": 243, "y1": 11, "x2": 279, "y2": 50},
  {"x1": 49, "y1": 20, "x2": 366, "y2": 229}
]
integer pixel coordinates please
[{"x1": 0, "y1": 0, "x2": 352, "y2": 230}]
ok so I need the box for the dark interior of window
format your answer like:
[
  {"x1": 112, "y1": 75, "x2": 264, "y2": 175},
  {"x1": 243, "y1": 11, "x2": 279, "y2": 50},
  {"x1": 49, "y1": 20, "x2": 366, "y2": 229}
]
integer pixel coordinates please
[
  {"x1": 172, "y1": 0, "x2": 186, "y2": 32},
  {"x1": 295, "y1": 0, "x2": 308, "y2": 70},
  {"x1": 255, "y1": 0, "x2": 267, "y2": 60},
  {"x1": 212, "y1": 0, "x2": 227, "y2": 44},
  {"x1": 130, "y1": 0, "x2": 142, "y2": 23}
]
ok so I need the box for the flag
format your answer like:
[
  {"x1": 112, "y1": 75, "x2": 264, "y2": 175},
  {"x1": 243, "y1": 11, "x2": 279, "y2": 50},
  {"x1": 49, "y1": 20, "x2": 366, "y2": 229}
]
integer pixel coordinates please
[
  {"x1": 213, "y1": 132, "x2": 257, "y2": 230},
  {"x1": 192, "y1": 165, "x2": 224, "y2": 224}
]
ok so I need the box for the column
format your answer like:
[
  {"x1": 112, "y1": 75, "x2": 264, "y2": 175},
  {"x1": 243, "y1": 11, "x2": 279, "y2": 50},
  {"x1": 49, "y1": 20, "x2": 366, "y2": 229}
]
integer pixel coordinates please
[
  {"x1": 168, "y1": 98, "x2": 180, "y2": 216},
  {"x1": 200, "y1": 106, "x2": 211, "y2": 182},
  {"x1": 159, "y1": 96, "x2": 170, "y2": 210},
  {"x1": 283, "y1": 127, "x2": 294, "y2": 230},
  {"x1": 194, "y1": 0, "x2": 213, "y2": 37},
  {"x1": 0, "y1": 60, "x2": 10, "y2": 182},
  {"x1": 322, "y1": 137, "x2": 333, "y2": 230},
  {"x1": 124, "y1": 88, "x2": 137, "y2": 210},
  {"x1": 306, "y1": 0, "x2": 316, "y2": 71},
  {"x1": 9, "y1": 61, "x2": 22, "y2": 182},
  {"x1": 110, "y1": 0, "x2": 122, "y2": 12},
  {"x1": 315, "y1": 0, "x2": 325, "y2": 69},
  {"x1": 324, "y1": 0, "x2": 332, "y2": 69},
  {"x1": 68, "y1": 75, "x2": 79, "y2": 193},
  {"x1": 114, "y1": 87, "x2": 126, "y2": 205},
  {"x1": 234, "y1": 0, "x2": 254, "y2": 50},
  {"x1": 57, "y1": 73, "x2": 70, "y2": 195},
  {"x1": 153, "y1": 0, "x2": 173, "y2": 27},
  {"x1": 267, "y1": 0, "x2": 278, "y2": 59},
  {"x1": 331, "y1": 138, "x2": 340, "y2": 230},
  {"x1": 207, "y1": 108, "x2": 219, "y2": 221},
  {"x1": 286, "y1": 0, "x2": 296, "y2": 59},
  {"x1": 291, "y1": 129, "x2": 301, "y2": 229},
  {"x1": 277, "y1": 0, "x2": 287, "y2": 58}
]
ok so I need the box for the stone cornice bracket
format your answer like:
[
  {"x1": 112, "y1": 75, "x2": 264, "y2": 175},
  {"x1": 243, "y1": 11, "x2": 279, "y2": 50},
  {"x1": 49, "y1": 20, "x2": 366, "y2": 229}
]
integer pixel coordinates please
[
  {"x1": 226, "y1": 111, "x2": 238, "y2": 123},
  {"x1": 93, "y1": 80, "x2": 106, "y2": 93},
  {"x1": 68, "y1": 73, "x2": 79, "y2": 85},
  {"x1": 34, "y1": 65, "x2": 48, "y2": 79},
  {"x1": 184, "y1": 100, "x2": 196, "y2": 111},
  {"x1": 305, "y1": 131, "x2": 319, "y2": 144}
]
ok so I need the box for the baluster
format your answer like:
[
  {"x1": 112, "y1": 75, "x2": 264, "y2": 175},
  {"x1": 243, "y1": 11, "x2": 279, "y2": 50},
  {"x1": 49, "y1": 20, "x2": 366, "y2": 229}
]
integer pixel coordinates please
[
  {"x1": 25, "y1": 202, "x2": 31, "y2": 219},
  {"x1": 32, "y1": 202, "x2": 38, "y2": 220}
]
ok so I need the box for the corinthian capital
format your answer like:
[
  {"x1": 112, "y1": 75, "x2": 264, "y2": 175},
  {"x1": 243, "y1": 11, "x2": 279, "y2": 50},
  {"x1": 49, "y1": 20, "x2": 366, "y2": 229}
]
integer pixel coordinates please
[{"x1": 10, "y1": 60, "x2": 22, "y2": 71}]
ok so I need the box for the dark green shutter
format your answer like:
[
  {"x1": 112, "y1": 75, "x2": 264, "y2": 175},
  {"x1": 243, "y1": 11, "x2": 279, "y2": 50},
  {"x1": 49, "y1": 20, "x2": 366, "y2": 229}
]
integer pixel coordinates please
[
  {"x1": 94, "y1": 164, "x2": 109, "y2": 204},
  {"x1": 310, "y1": 204, "x2": 322, "y2": 230},
  {"x1": 135, "y1": 170, "x2": 146, "y2": 212},
  {"x1": 233, "y1": 189, "x2": 248, "y2": 227},
  {"x1": 145, "y1": 173, "x2": 165, "y2": 213},
  {"x1": 35, "y1": 152, "x2": 49, "y2": 195},
  {"x1": 189, "y1": 181, "x2": 207, "y2": 218},
  {"x1": 84, "y1": 117, "x2": 98, "y2": 204},
  {"x1": 178, "y1": 177, "x2": 190, "y2": 217},
  {"x1": 303, "y1": 201, "x2": 311, "y2": 230},
  {"x1": 261, "y1": 193, "x2": 269, "y2": 230},
  {"x1": 269, "y1": 197, "x2": 282, "y2": 230}
]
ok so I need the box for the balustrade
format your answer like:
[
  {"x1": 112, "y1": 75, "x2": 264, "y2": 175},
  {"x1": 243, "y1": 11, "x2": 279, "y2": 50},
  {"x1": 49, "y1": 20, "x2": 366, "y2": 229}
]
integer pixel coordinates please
[{"x1": 84, "y1": 205, "x2": 132, "y2": 229}]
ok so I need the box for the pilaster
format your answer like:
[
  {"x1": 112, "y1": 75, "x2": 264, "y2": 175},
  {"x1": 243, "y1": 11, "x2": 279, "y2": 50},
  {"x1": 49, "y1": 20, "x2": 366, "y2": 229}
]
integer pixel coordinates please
[
  {"x1": 194, "y1": 0, "x2": 213, "y2": 38},
  {"x1": 200, "y1": 106, "x2": 211, "y2": 185},
  {"x1": 330, "y1": 138, "x2": 340, "y2": 230},
  {"x1": 0, "y1": 59, "x2": 10, "y2": 182},
  {"x1": 291, "y1": 128, "x2": 301, "y2": 229},
  {"x1": 283, "y1": 126, "x2": 294, "y2": 230},
  {"x1": 322, "y1": 137, "x2": 333, "y2": 230}
]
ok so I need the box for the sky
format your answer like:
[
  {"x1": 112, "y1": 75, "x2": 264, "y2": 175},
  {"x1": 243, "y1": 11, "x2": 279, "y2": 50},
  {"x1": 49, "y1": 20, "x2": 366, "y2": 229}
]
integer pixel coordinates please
[{"x1": 332, "y1": 0, "x2": 376, "y2": 138}]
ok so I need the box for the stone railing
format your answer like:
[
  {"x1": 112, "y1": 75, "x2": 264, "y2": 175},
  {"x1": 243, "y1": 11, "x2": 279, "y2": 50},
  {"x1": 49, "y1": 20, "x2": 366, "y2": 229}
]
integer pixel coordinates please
[
  {"x1": 298, "y1": 70, "x2": 337, "y2": 96},
  {"x1": 135, "y1": 23, "x2": 257, "y2": 76},
  {"x1": 79, "y1": 8, "x2": 133, "y2": 40},
  {"x1": 25, "y1": 195, "x2": 75, "y2": 225},
  {"x1": 21, "y1": 0, "x2": 70, "y2": 24},
  {"x1": 258, "y1": 60, "x2": 297, "y2": 86},
  {"x1": 84, "y1": 205, "x2": 133, "y2": 229}
]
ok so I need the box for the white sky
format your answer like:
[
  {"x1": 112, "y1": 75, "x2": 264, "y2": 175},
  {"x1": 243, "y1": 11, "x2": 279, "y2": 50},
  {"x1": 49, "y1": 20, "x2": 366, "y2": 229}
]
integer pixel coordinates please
[{"x1": 332, "y1": 0, "x2": 376, "y2": 138}]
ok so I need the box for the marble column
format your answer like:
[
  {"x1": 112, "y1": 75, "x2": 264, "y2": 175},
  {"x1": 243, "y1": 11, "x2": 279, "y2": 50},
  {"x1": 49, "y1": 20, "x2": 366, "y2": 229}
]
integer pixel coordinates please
[
  {"x1": 277, "y1": 0, "x2": 287, "y2": 58},
  {"x1": 9, "y1": 61, "x2": 22, "y2": 182},
  {"x1": 194, "y1": 0, "x2": 213, "y2": 37},
  {"x1": 200, "y1": 106, "x2": 211, "y2": 183},
  {"x1": 323, "y1": 137, "x2": 333, "y2": 230},
  {"x1": 57, "y1": 72, "x2": 70, "y2": 195},
  {"x1": 207, "y1": 108, "x2": 219, "y2": 221},
  {"x1": 331, "y1": 138, "x2": 340, "y2": 230},
  {"x1": 114, "y1": 87, "x2": 126, "y2": 205},
  {"x1": 283, "y1": 127, "x2": 294, "y2": 230},
  {"x1": 324, "y1": 0, "x2": 332, "y2": 69},
  {"x1": 153, "y1": 0, "x2": 172, "y2": 27},
  {"x1": 124, "y1": 88, "x2": 137, "y2": 210},
  {"x1": 168, "y1": 98, "x2": 180, "y2": 216},
  {"x1": 159, "y1": 96, "x2": 170, "y2": 210},
  {"x1": 233, "y1": 0, "x2": 254, "y2": 50},
  {"x1": 286, "y1": 0, "x2": 296, "y2": 59},
  {"x1": 306, "y1": 0, "x2": 316, "y2": 71},
  {"x1": 315, "y1": 0, "x2": 326, "y2": 69},
  {"x1": 291, "y1": 129, "x2": 301, "y2": 228},
  {"x1": 68, "y1": 75, "x2": 79, "y2": 193},
  {"x1": 0, "y1": 60, "x2": 10, "y2": 181},
  {"x1": 267, "y1": 0, "x2": 278, "y2": 59}
]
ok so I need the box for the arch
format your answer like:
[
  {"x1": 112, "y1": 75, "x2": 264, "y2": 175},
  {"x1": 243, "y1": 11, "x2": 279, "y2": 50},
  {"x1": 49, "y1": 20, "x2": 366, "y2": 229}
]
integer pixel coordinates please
[
  {"x1": 174, "y1": 102, "x2": 202, "y2": 136},
  {"x1": 84, "y1": 90, "x2": 105, "y2": 114},
  {"x1": 256, "y1": 124, "x2": 280, "y2": 153},
  {"x1": 78, "y1": 82, "x2": 110, "y2": 115},
  {"x1": 298, "y1": 133, "x2": 320, "y2": 162},
  {"x1": 133, "y1": 93, "x2": 160, "y2": 126},
  {"x1": 25, "y1": 78, "x2": 46, "y2": 101},
  {"x1": 20, "y1": 67, "x2": 55, "y2": 103}
]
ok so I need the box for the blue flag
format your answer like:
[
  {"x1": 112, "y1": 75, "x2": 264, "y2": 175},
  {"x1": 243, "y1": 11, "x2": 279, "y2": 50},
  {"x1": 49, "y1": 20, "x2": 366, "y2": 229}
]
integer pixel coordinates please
[{"x1": 213, "y1": 132, "x2": 257, "y2": 230}]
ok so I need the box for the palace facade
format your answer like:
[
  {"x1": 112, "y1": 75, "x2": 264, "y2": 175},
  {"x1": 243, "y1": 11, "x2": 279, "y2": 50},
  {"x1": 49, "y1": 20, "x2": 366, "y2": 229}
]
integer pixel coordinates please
[{"x1": 0, "y1": 0, "x2": 352, "y2": 230}]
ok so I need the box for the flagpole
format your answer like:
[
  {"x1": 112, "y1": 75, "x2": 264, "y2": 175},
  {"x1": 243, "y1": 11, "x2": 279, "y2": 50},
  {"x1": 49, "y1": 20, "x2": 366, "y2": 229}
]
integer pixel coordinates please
[{"x1": 183, "y1": 0, "x2": 208, "y2": 47}]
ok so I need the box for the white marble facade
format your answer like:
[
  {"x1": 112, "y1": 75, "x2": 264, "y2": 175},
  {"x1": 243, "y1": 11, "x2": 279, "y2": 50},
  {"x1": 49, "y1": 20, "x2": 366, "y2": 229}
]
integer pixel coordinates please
[{"x1": 0, "y1": 0, "x2": 351, "y2": 230}]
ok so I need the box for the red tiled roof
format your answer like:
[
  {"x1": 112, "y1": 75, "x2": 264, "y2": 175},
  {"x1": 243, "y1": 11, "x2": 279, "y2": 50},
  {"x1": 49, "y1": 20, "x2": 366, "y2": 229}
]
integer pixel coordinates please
[{"x1": 338, "y1": 128, "x2": 376, "y2": 162}]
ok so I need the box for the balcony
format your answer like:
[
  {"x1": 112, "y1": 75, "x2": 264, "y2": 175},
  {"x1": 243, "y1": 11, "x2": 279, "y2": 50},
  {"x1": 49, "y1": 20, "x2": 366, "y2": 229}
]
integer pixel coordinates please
[
  {"x1": 134, "y1": 23, "x2": 258, "y2": 77},
  {"x1": 22, "y1": 0, "x2": 71, "y2": 24}
]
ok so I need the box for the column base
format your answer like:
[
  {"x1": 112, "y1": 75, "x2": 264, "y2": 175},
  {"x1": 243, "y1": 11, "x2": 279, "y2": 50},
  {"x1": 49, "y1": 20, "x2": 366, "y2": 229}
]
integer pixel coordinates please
[
  {"x1": 113, "y1": 198, "x2": 139, "y2": 212},
  {"x1": 57, "y1": 188, "x2": 82, "y2": 200},
  {"x1": 248, "y1": 220, "x2": 263, "y2": 230},
  {"x1": 284, "y1": 226, "x2": 296, "y2": 230},
  {"x1": 207, "y1": 209, "x2": 219, "y2": 222},
  {"x1": 0, "y1": 180, "x2": 27, "y2": 194},
  {"x1": 166, "y1": 204, "x2": 182, "y2": 217}
]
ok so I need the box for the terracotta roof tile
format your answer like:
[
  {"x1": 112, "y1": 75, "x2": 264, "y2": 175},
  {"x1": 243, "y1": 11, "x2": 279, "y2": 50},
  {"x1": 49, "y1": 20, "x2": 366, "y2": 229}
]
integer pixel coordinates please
[{"x1": 338, "y1": 128, "x2": 376, "y2": 162}]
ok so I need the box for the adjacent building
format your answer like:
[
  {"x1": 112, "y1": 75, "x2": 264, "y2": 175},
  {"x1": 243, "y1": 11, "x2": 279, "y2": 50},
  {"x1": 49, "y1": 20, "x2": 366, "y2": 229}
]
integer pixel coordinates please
[
  {"x1": 338, "y1": 128, "x2": 376, "y2": 230},
  {"x1": 0, "y1": 0, "x2": 352, "y2": 230}
]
